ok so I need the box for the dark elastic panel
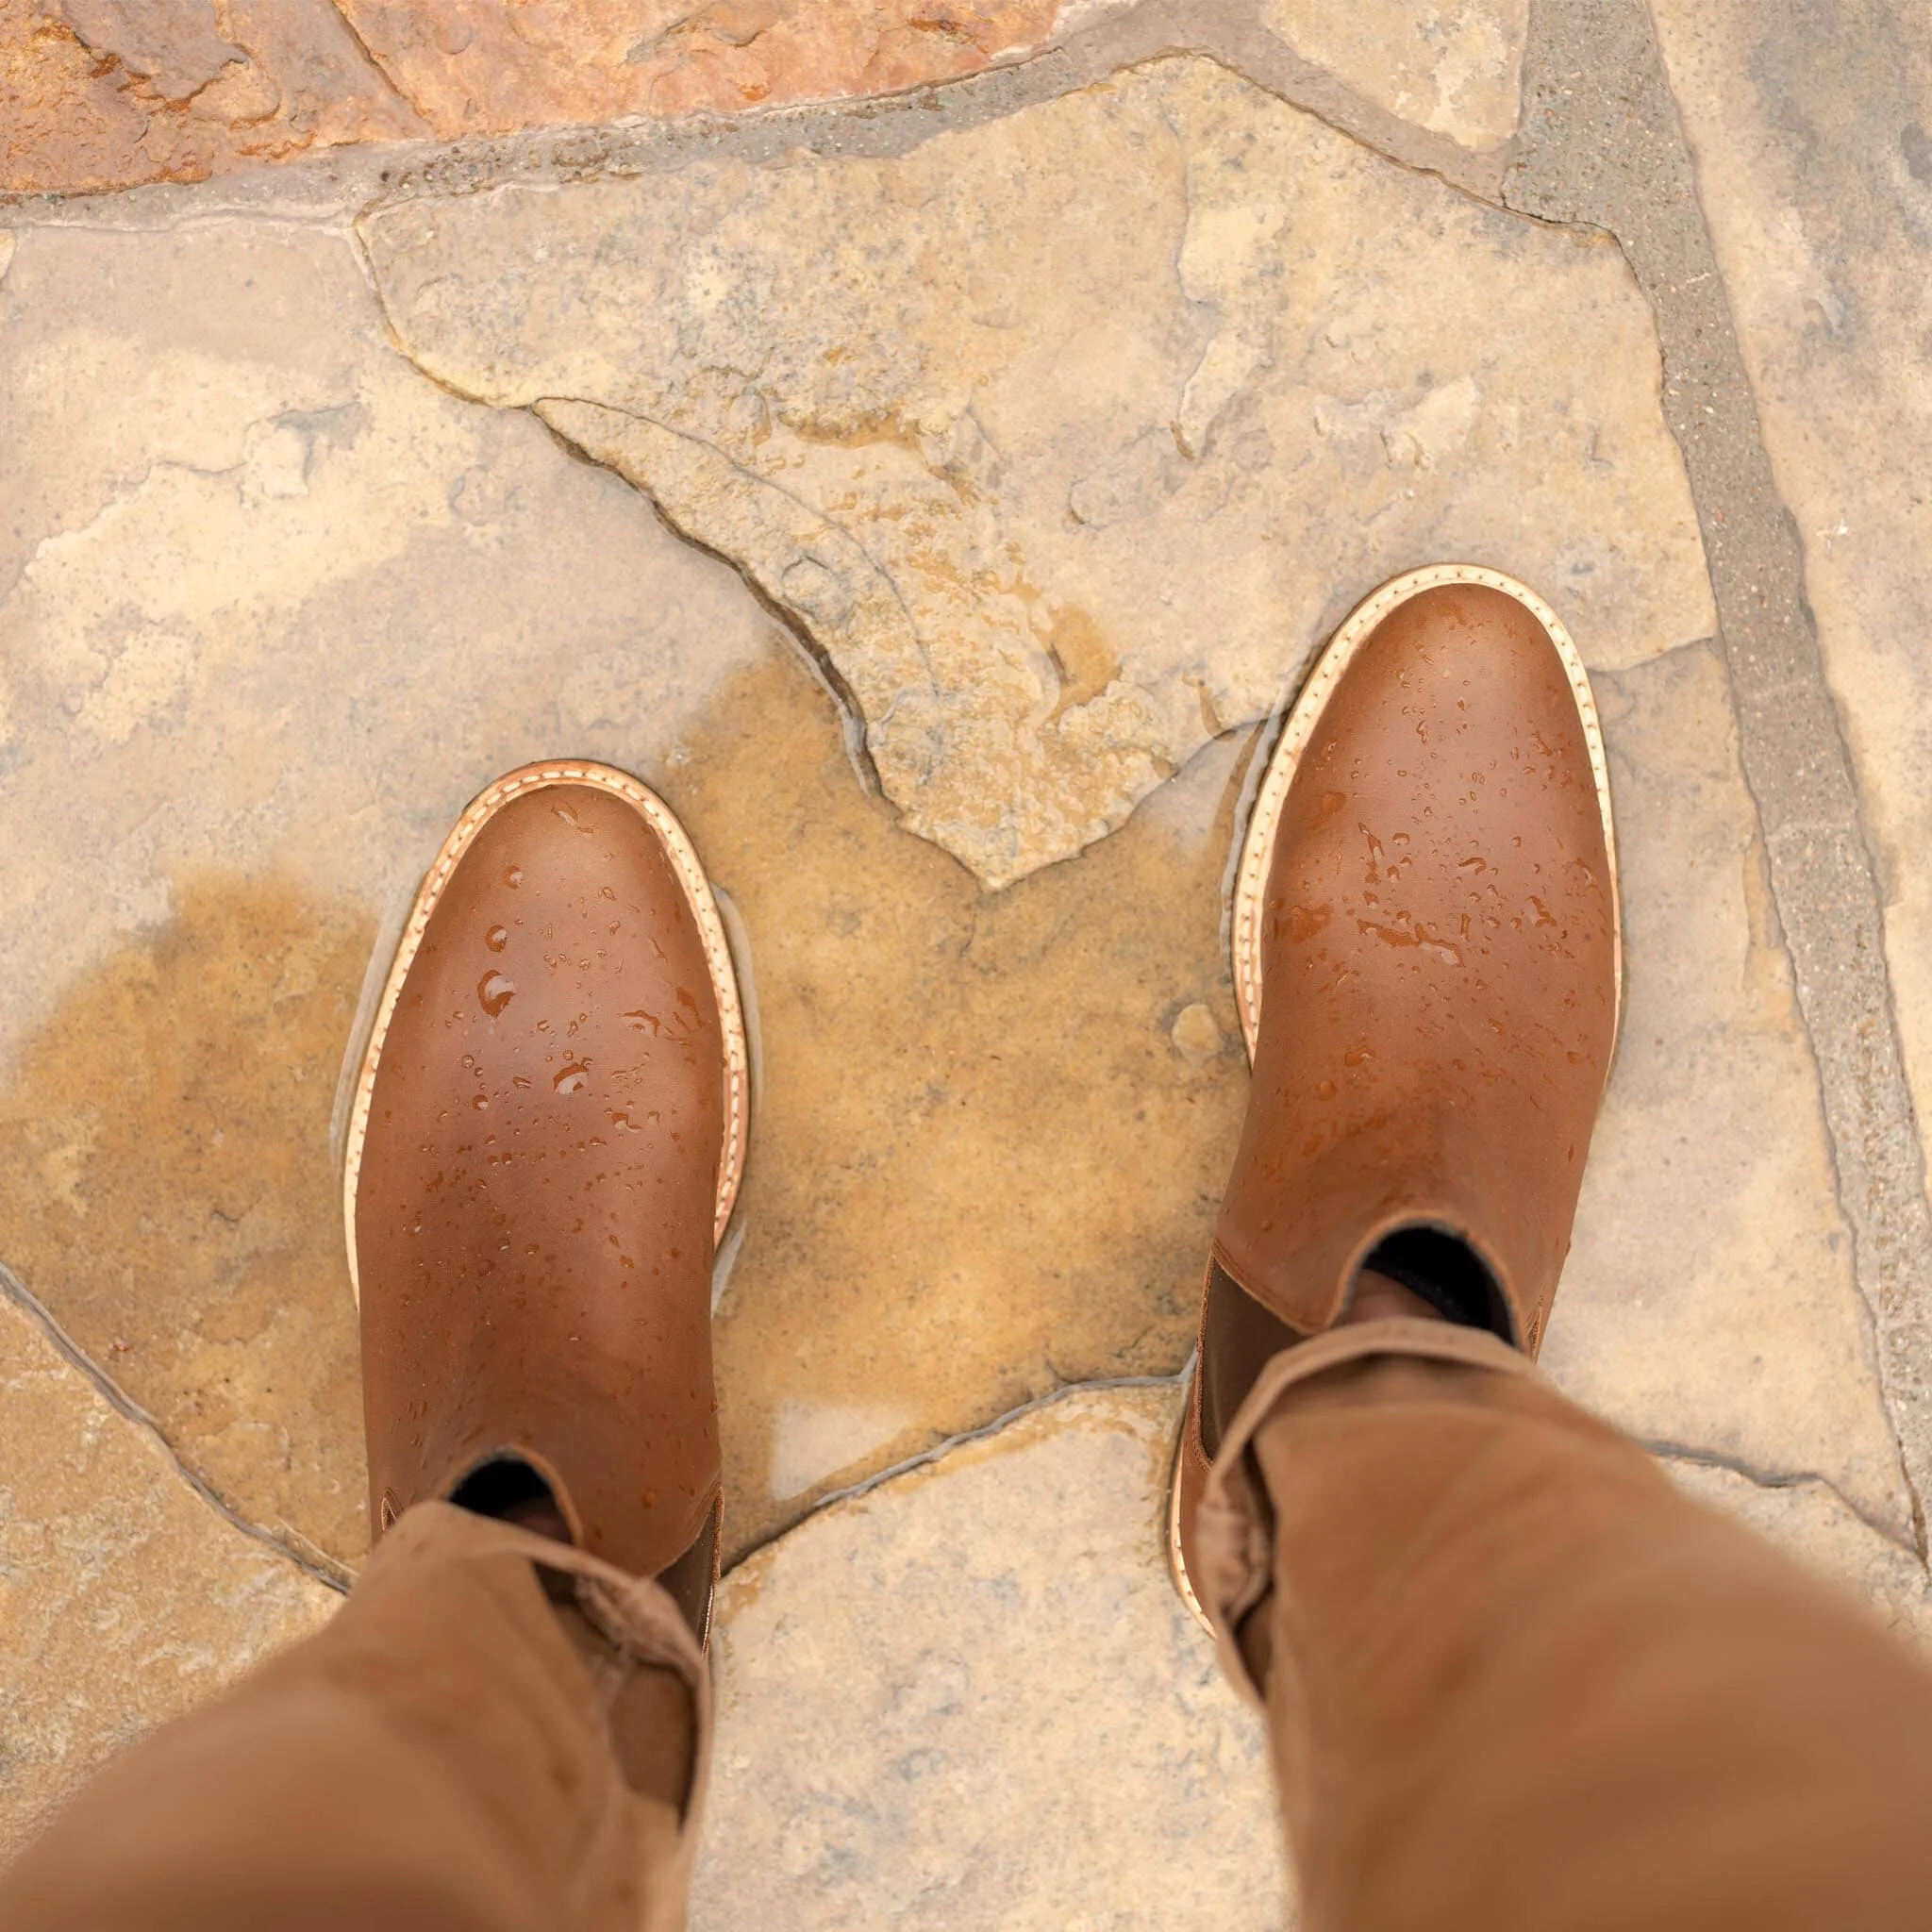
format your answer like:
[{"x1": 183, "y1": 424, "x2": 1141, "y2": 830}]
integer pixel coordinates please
[{"x1": 1361, "y1": 1225, "x2": 1509, "y2": 1341}]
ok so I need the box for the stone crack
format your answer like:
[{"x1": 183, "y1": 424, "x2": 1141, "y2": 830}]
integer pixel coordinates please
[{"x1": 0, "y1": 1257, "x2": 353, "y2": 1595}]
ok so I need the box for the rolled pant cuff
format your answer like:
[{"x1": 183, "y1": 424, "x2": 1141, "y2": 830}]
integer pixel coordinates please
[
  {"x1": 377, "y1": 1502, "x2": 715, "y2": 1897},
  {"x1": 1194, "y1": 1318, "x2": 1535, "y2": 1705},
  {"x1": 391, "y1": 1491, "x2": 718, "y2": 1777}
]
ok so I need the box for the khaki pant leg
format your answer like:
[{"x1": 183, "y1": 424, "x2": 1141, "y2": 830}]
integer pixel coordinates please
[
  {"x1": 1198, "y1": 1320, "x2": 1932, "y2": 1932},
  {"x1": 0, "y1": 1501, "x2": 708, "y2": 1932}
]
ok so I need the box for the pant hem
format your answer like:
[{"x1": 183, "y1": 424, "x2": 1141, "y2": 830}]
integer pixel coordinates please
[{"x1": 1194, "y1": 1319, "x2": 1536, "y2": 1704}]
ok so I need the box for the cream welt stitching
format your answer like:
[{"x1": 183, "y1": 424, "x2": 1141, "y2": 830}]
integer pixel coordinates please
[
  {"x1": 342, "y1": 761, "x2": 749, "y2": 1307},
  {"x1": 1230, "y1": 564, "x2": 1624, "y2": 1070}
]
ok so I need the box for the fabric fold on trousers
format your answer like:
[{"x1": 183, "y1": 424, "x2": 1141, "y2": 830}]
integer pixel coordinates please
[
  {"x1": 1197, "y1": 1317, "x2": 1932, "y2": 1932},
  {"x1": 1194, "y1": 1316, "x2": 1534, "y2": 1702}
]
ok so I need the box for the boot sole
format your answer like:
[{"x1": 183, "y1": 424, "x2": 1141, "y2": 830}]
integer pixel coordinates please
[{"x1": 1168, "y1": 563, "x2": 1625, "y2": 1632}]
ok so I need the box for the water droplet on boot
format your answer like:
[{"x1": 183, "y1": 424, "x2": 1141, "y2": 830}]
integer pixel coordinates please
[
  {"x1": 477, "y1": 972, "x2": 516, "y2": 1018},
  {"x1": 554, "y1": 1060, "x2": 591, "y2": 1095},
  {"x1": 485, "y1": 924, "x2": 509, "y2": 952}
]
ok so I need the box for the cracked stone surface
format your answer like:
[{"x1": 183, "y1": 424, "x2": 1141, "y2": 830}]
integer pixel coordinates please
[
  {"x1": 0, "y1": 0, "x2": 426, "y2": 193},
  {"x1": 695, "y1": 1382, "x2": 1289, "y2": 1930},
  {"x1": 361, "y1": 54, "x2": 1714, "y2": 888},
  {"x1": 1645, "y1": 0, "x2": 1932, "y2": 1205},
  {"x1": 1258, "y1": 0, "x2": 1527, "y2": 149},
  {"x1": 0, "y1": 1285, "x2": 339, "y2": 1862},
  {"x1": 0, "y1": 0, "x2": 1067, "y2": 195},
  {"x1": 0, "y1": 214, "x2": 1254, "y2": 1571},
  {"x1": 6, "y1": 3, "x2": 1932, "y2": 1896}
]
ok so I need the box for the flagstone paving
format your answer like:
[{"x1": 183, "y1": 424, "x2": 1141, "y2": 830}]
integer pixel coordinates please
[
  {"x1": 0, "y1": 1277, "x2": 339, "y2": 1856},
  {"x1": 1645, "y1": 0, "x2": 1932, "y2": 1330},
  {"x1": 362, "y1": 52, "x2": 1709, "y2": 886},
  {"x1": 4, "y1": 0, "x2": 1932, "y2": 1916}
]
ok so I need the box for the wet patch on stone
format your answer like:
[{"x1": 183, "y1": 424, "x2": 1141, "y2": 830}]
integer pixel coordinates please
[
  {"x1": 0, "y1": 877, "x2": 375, "y2": 1563},
  {"x1": 675, "y1": 649, "x2": 1250, "y2": 1560},
  {"x1": 0, "y1": 1284, "x2": 338, "y2": 1861}
]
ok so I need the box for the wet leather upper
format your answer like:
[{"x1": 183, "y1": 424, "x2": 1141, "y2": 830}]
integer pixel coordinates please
[
  {"x1": 358, "y1": 782, "x2": 724, "y2": 1577},
  {"x1": 1212, "y1": 584, "x2": 1618, "y2": 1349}
]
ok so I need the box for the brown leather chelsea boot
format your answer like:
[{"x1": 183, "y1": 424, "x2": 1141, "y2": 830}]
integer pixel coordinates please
[
  {"x1": 1170, "y1": 566, "x2": 1622, "y2": 1624},
  {"x1": 342, "y1": 761, "x2": 748, "y2": 1646}
]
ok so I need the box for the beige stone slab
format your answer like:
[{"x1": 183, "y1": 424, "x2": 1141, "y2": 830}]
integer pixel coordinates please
[
  {"x1": 1258, "y1": 0, "x2": 1526, "y2": 150},
  {"x1": 1643, "y1": 0, "x2": 1932, "y2": 1257},
  {"x1": 0, "y1": 215, "x2": 1252, "y2": 1571},
  {"x1": 362, "y1": 53, "x2": 1714, "y2": 890},
  {"x1": 0, "y1": 1285, "x2": 338, "y2": 1863},
  {"x1": 696, "y1": 1381, "x2": 1288, "y2": 1930},
  {"x1": 1547, "y1": 641, "x2": 1910, "y2": 1538}
]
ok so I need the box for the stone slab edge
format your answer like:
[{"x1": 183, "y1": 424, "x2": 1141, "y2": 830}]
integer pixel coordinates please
[
  {"x1": 1503, "y1": 0, "x2": 1932, "y2": 1551},
  {"x1": 0, "y1": 1257, "x2": 355, "y2": 1593},
  {"x1": 0, "y1": 0, "x2": 1505, "y2": 230}
]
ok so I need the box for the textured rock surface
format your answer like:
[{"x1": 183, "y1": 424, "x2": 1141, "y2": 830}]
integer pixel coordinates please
[
  {"x1": 0, "y1": 200, "x2": 1886, "y2": 1577},
  {"x1": 0, "y1": 0, "x2": 1067, "y2": 195},
  {"x1": 1548, "y1": 641, "x2": 1909, "y2": 1539},
  {"x1": 0, "y1": 0, "x2": 425, "y2": 193},
  {"x1": 362, "y1": 54, "x2": 1714, "y2": 888},
  {"x1": 0, "y1": 1284, "x2": 338, "y2": 1862},
  {"x1": 1259, "y1": 0, "x2": 1527, "y2": 149},
  {"x1": 1645, "y1": 0, "x2": 1932, "y2": 1204},
  {"x1": 337, "y1": 0, "x2": 1060, "y2": 137},
  {"x1": 696, "y1": 1381, "x2": 1289, "y2": 1930},
  {"x1": 0, "y1": 216, "x2": 1252, "y2": 1570}
]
